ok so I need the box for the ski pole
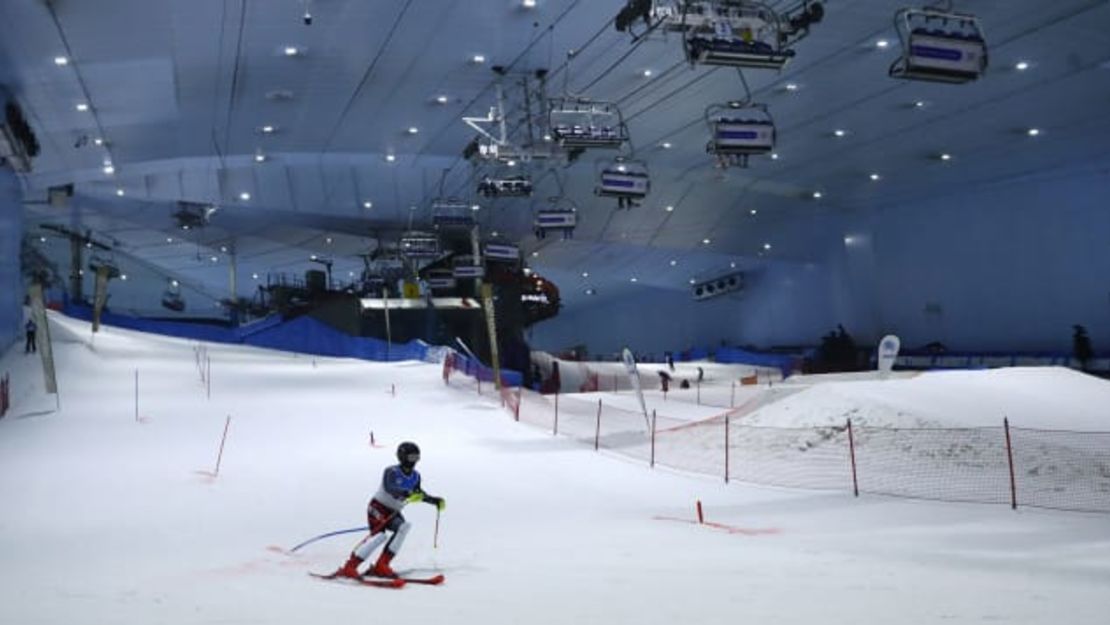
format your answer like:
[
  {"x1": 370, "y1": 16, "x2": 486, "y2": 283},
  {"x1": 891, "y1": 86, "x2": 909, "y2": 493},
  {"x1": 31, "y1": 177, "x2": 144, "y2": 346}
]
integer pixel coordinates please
[
  {"x1": 290, "y1": 526, "x2": 369, "y2": 553},
  {"x1": 433, "y1": 508, "x2": 441, "y2": 549}
]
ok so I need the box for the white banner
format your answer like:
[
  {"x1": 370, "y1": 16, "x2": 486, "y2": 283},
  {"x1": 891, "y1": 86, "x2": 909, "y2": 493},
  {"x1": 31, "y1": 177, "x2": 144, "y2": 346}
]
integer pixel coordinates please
[
  {"x1": 877, "y1": 335, "x2": 901, "y2": 376},
  {"x1": 621, "y1": 348, "x2": 650, "y2": 431}
]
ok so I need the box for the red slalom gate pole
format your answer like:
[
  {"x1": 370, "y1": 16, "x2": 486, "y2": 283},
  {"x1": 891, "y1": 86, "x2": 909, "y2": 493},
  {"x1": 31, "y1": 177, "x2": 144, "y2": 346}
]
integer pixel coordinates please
[
  {"x1": 594, "y1": 399, "x2": 602, "y2": 451},
  {"x1": 1004, "y1": 417, "x2": 1018, "y2": 510},
  {"x1": 650, "y1": 409, "x2": 657, "y2": 469},
  {"x1": 847, "y1": 418, "x2": 859, "y2": 497},
  {"x1": 696, "y1": 500, "x2": 704, "y2": 524},
  {"x1": 214, "y1": 415, "x2": 231, "y2": 477}
]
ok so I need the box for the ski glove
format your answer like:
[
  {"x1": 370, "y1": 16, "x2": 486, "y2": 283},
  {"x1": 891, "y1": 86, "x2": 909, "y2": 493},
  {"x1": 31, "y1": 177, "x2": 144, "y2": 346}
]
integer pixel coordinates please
[
  {"x1": 425, "y1": 495, "x2": 446, "y2": 512},
  {"x1": 405, "y1": 492, "x2": 425, "y2": 504}
]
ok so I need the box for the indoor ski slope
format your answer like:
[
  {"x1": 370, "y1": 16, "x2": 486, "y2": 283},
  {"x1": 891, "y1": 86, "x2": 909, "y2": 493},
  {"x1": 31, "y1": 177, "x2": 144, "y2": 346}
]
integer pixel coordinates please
[{"x1": 1, "y1": 312, "x2": 1108, "y2": 625}]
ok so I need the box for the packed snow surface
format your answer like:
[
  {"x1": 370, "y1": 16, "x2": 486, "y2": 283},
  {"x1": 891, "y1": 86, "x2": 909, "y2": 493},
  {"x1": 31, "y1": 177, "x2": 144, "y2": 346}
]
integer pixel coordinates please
[{"x1": 1, "y1": 312, "x2": 1108, "y2": 624}]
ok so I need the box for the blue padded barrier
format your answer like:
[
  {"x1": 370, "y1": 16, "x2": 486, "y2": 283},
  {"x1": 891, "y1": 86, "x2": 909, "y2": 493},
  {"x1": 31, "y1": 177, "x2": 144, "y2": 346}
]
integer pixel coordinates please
[{"x1": 714, "y1": 346, "x2": 798, "y2": 378}]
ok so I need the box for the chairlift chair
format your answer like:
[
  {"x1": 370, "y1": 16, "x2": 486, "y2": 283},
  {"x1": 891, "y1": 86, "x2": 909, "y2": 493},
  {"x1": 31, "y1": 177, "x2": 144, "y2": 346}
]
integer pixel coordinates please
[
  {"x1": 548, "y1": 97, "x2": 629, "y2": 150},
  {"x1": 533, "y1": 196, "x2": 579, "y2": 240},
  {"x1": 477, "y1": 174, "x2": 534, "y2": 198},
  {"x1": 596, "y1": 157, "x2": 650, "y2": 208},
  {"x1": 682, "y1": 1, "x2": 795, "y2": 69},
  {"x1": 889, "y1": 7, "x2": 987, "y2": 84},
  {"x1": 161, "y1": 283, "x2": 185, "y2": 312},
  {"x1": 431, "y1": 197, "x2": 477, "y2": 229},
  {"x1": 452, "y1": 255, "x2": 486, "y2": 279},
  {"x1": 705, "y1": 101, "x2": 776, "y2": 168},
  {"x1": 399, "y1": 231, "x2": 440, "y2": 260}
]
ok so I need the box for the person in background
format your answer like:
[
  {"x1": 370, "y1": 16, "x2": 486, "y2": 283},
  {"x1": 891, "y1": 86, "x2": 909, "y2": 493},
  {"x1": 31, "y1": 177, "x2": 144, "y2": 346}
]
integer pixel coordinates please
[
  {"x1": 666, "y1": 352, "x2": 675, "y2": 372},
  {"x1": 658, "y1": 370, "x2": 671, "y2": 393},
  {"x1": 24, "y1": 318, "x2": 37, "y2": 354},
  {"x1": 697, "y1": 367, "x2": 704, "y2": 383}
]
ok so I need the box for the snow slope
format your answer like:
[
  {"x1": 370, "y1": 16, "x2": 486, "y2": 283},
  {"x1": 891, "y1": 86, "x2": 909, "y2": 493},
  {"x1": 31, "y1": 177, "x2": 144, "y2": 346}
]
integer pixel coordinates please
[{"x1": 1, "y1": 312, "x2": 1108, "y2": 625}]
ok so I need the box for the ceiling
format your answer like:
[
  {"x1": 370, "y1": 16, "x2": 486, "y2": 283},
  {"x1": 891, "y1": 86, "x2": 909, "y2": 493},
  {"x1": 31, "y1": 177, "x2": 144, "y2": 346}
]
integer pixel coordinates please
[{"x1": 4, "y1": 0, "x2": 1110, "y2": 308}]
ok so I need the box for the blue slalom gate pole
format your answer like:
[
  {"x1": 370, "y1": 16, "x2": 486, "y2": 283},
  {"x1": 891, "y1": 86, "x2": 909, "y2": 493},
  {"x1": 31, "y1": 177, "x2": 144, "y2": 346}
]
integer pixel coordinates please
[{"x1": 290, "y1": 526, "x2": 369, "y2": 553}]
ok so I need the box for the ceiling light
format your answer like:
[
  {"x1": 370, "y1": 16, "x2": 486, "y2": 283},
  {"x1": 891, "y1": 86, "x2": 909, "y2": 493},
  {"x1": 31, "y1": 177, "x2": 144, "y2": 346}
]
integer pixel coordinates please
[
  {"x1": 750, "y1": 208, "x2": 758, "y2": 215},
  {"x1": 283, "y1": 46, "x2": 300, "y2": 57},
  {"x1": 407, "y1": 126, "x2": 419, "y2": 135},
  {"x1": 102, "y1": 165, "x2": 115, "y2": 175},
  {"x1": 661, "y1": 142, "x2": 672, "y2": 149},
  {"x1": 913, "y1": 100, "x2": 927, "y2": 109},
  {"x1": 252, "y1": 273, "x2": 259, "y2": 280},
  {"x1": 523, "y1": 0, "x2": 536, "y2": 7},
  {"x1": 531, "y1": 251, "x2": 539, "y2": 257},
  {"x1": 385, "y1": 154, "x2": 396, "y2": 162},
  {"x1": 363, "y1": 200, "x2": 373, "y2": 209},
  {"x1": 770, "y1": 152, "x2": 779, "y2": 160},
  {"x1": 325, "y1": 237, "x2": 333, "y2": 244},
  {"x1": 120, "y1": 274, "x2": 127, "y2": 281},
  {"x1": 812, "y1": 191, "x2": 823, "y2": 199},
  {"x1": 784, "y1": 83, "x2": 799, "y2": 91},
  {"x1": 166, "y1": 237, "x2": 174, "y2": 243},
  {"x1": 239, "y1": 192, "x2": 251, "y2": 201},
  {"x1": 210, "y1": 256, "x2": 218, "y2": 263},
  {"x1": 543, "y1": 134, "x2": 552, "y2": 142},
  {"x1": 581, "y1": 272, "x2": 589, "y2": 278},
  {"x1": 260, "y1": 125, "x2": 275, "y2": 134},
  {"x1": 39, "y1": 236, "x2": 46, "y2": 243},
  {"x1": 506, "y1": 159, "x2": 517, "y2": 167},
  {"x1": 53, "y1": 56, "x2": 69, "y2": 66},
  {"x1": 669, "y1": 260, "x2": 677, "y2": 266},
  {"x1": 254, "y1": 153, "x2": 266, "y2": 163},
  {"x1": 702, "y1": 238, "x2": 711, "y2": 245},
  {"x1": 875, "y1": 39, "x2": 890, "y2": 49},
  {"x1": 472, "y1": 54, "x2": 486, "y2": 64},
  {"x1": 665, "y1": 205, "x2": 674, "y2": 212},
  {"x1": 1015, "y1": 60, "x2": 1030, "y2": 71},
  {"x1": 491, "y1": 231, "x2": 499, "y2": 237},
  {"x1": 585, "y1": 288, "x2": 596, "y2": 296},
  {"x1": 730, "y1": 262, "x2": 737, "y2": 269},
  {"x1": 115, "y1": 188, "x2": 125, "y2": 196},
  {"x1": 75, "y1": 103, "x2": 89, "y2": 112},
  {"x1": 833, "y1": 129, "x2": 847, "y2": 137},
  {"x1": 763, "y1": 243, "x2": 772, "y2": 250},
  {"x1": 689, "y1": 278, "x2": 696, "y2": 285},
  {"x1": 435, "y1": 95, "x2": 449, "y2": 104},
  {"x1": 310, "y1": 254, "x2": 318, "y2": 261},
  {"x1": 869, "y1": 173, "x2": 881, "y2": 181},
  {"x1": 940, "y1": 153, "x2": 952, "y2": 161},
  {"x1": 1027, "y1": 128, "x2": 1041, "y2": 137},
  {"x1": 93, "y1": 138, "x2": 104, "y2": 146},
  {"x1": 471, "y1": 204, "x2": 481, "y2": 211},
  {"x1": 642, "y1": 69, "x2": 653, "y2": 78},
  {"x1": 630, "y1": 277, "x2": 638, "y2": 283},
  {"x1": 220, "y1": 246, "x2": 228, "y2": 253}
]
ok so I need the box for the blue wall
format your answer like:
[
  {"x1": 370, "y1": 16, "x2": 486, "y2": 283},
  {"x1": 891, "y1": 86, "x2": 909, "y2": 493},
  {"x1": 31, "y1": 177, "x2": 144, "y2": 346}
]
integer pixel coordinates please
[
  {"x1": 0, "y1": 168, "x2": 23, "y2": 351},
  {"x1": 831, "y1": 168, "x2": 1110, "y2": 352}
]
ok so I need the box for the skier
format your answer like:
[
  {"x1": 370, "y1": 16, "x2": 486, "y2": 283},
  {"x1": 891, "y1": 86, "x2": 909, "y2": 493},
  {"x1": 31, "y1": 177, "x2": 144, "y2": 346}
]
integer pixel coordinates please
[
  {"x1": 335, "y1": 441, "x2": 445, "y2": 579},
  {"x1": 24, "y1": 318, "x2": 37, "y2": 354}
]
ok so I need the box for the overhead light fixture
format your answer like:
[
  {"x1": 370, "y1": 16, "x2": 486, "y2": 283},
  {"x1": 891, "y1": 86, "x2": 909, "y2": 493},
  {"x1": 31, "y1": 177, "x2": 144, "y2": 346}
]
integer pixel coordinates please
[
  {"x1": 120, "y1": 274, "x2": 128, "y2": 281},
  {"x1": 1027, "y1": 128, "x2": 1041, "y2": 137},
  {"x1": 642, "y1": 69, "x2": 653, "y2": 78},
  {"x1": 630, "y1": 277, "x2": 638, "y2": 283},
  {"x1": 435, "y1": 95, "x2": 449, "y2": 104},
  {"x1": 325, "y1": 236, "x2": 333, "y2": 244},
  {"x1": 470, "y1": 204, "x2": 481, "y2": 211},
  {"x1": 75, "y1": 103, "x2": 89, "y2": 112},
  {"x1": 54, "y1": 56, "x2": 69, "y2": 66},
  {"x1": 310, "y1": 254, "x2": 318, "y2": 261},
  {"x1": 581, "y1": 272, "x2": 589, "y2": 278},
  {"x1": 385, "y1": 154, "x2": 396, "y2": 162},
  {"x1": 913, "y1": 100, "x2": 927, "y2": 109},
  {"x1": 730, "y1": 262, "x2": 737, "y2": 269},
  {"x1": 407, "y1": 126, "x2": 419, "y2": 135},
  {"x1": 363, "y1": 200, "x2": 373, "y2": 209},
  {"x1": 665, "y1": 205, "x2": 674, "y2": 212},
  {"x1": 39, "y1": 236, "x2": 47, "y2": 243},
  {"x1": 210, "y1": 256, "x2": 219, "y2": 263},
  {"x1": 531, "y1": 251, "x2": 539, "y2": 257},
  {"x1": 543, "y1": 133, "x2": 552, "y2": 142},
  {"x1": 103, "y1": 165, "x2": 115, "y2": 175},
  {"x1": 283, "y1": 46, "x2": 301, "y2": 57},
  {"x1": 522, "y1": 0, "x2": 536, "y2": 7},
  {"x1": 869, "y1": 173, "x2": 881, "y2": 181},
  {"x1": 260, "y1": 125, "x2": 276, "y2": 134},
  {"x1": 770, "y1": 153, "x2": 779, "y2": 160},
  {"x1": 669, "y1": 259, "x2": 677, "y2": 266},
  {"x1": 875, "y1": 39, "x2": 890, "y2": 49},
  {"x1": 472, "y1": 54, "x2": 486, "y2": 64},
  {"x1": 763, "y1": 242, "x2": 772, "y2": 250},
  {"x1": 812, "y1": 191, "x2": 823, "y2": 199},
  {"x1": 220, "y1": 246, "x2": 228, "y2": 253},
  {"x1": 506, "y1": 159, "x2": 517, "y2": 167},
  {"x1": 166, "y1": 237, "x2": 174, "y2": 243},
  {"x1": 702, "y1": 238, "x2": 711, "y2": 245},
  {"x1": 115, "y1": 188, "x2": 125, "y2": 196},
  {"x1": 689, "y1": 278, "x2": 696, "y2": 285},
  {"x1": 784, "y1": 83, "x2": 799, "y2": 91},
  {"x1": 239, "y1": 192, "x2": 252, "y2": 201},
  {"x1": 93, "y1": 137, "x2": 104, "y2": 146},
  {"x1": 1015, "y1": 60, "x2": 1030, "y2": 71},
  {"x1": 661, "y1": 142, "x2": 672, "y2": 149},
  {"x1": 939, "y1": 153, "x2": 952, "y2": 161},
  {"x1": 833, "y1": 129, "x2": 847, "y2": 137},
  {"x1": 750, "y1": 208, "x2": 758, "y2": 215},
  {"x1": 252, "y1": 273, "x2": 259, "y2": 280},
  {"x1": 585, "y1": 288, "x2": 596, "y2": 295},
  {"x1": 254, "y1": 152, "x2": 266, "y2": 163}
]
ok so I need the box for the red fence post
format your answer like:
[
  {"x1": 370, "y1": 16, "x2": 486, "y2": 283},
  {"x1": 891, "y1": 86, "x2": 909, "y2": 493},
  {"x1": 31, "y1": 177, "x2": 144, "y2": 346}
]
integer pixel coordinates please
[
  {"x1": 847, "y1": 418, "x2": 859, "y2": 497},
  {"x1": 594, "y1": 399, "x2": 602, "y2": 451},
  {"x1": 696, "y1": 500, "x2": 704, "y2": 524},
  {"x1": 650, "y1": 409, "x2": 656, "y2": 469},
  {"x1": 724, "y1": 414, "x2": 730, "y2": 484},
  {"x1": 1004, "y1": 417, "x2": 1018, "y2": 510}
]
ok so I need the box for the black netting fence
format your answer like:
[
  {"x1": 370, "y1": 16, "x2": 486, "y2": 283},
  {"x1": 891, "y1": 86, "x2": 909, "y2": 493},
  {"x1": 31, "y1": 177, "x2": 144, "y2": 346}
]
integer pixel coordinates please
[{"x1": 445, "y1": 368, "x2": 1110, "y2": 514}]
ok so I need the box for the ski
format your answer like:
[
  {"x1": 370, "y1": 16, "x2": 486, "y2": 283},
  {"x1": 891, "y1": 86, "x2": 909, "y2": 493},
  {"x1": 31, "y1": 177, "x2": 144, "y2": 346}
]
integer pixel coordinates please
[
  {"x1": 364, "y1": 573, "x2": 445, "y2": 586},
  {"x1": 309, "y1": 572, "x2": 406, "y2": 589}
]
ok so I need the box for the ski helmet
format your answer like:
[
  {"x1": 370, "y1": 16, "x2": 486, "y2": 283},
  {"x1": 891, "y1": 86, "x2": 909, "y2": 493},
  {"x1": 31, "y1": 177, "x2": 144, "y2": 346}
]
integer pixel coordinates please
[{"x1": 396, "y1": 441, "x2": 420, "y2": 468}]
